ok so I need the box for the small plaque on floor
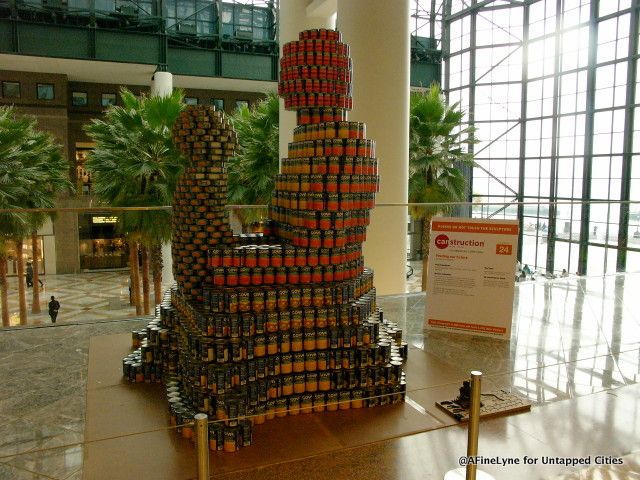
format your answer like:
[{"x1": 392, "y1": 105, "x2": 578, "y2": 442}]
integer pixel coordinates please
[{"x1": 436, "y1": 389, "x2": 532, "y2": 422}]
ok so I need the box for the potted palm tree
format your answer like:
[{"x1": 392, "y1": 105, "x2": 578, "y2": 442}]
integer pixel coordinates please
[
  {"x1": 409, "y1": 84, "x2": 476, "y2": 290},
  {"x1": 228, "y1": 91, "x2": 279, "y2": 230},
  {"x1": 0, "y1": 106, "x2": 72, "y2": 325},
  {"x1": 85, "y1": 88, "x2": 185, "y2": 315}
]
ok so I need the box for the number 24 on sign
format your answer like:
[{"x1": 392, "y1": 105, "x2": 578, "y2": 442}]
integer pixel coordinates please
[{"x1": 496, "y1": 244, "x2": 513, "y2": 255}]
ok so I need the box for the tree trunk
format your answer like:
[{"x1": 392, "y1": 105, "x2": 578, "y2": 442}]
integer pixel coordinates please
[
  {"x1": 141, "y1": 245, "x2": 150, "y2": 315},
  {"x1": 151, "y1": 243, "x2": 163, "y2": 307},
  {"x1": 129, "y1": 271, "x2": 135, "y2": 306},
  {"x1": 129, "y1": 241, "x2": 142, "y2": 315},
  {"x1": 31, "y1": 231, "x2": 41, "y2": 314},
  {"x1": 1, "y1": 249, "x2": 9, "y2": 327},
  {"x1": 16, "y1": 240, "x2": 27, "y2": 325},
  {"x1": 421, "y1": 214, "x2": 434, "y2": 291}
]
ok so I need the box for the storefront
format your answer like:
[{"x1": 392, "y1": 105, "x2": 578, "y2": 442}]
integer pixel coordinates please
[
  {"x1": 4, "y1": 237, "x2": 45, "y2": 276},
  {"x1": 4, "y1": 218, "x2": 56, "y2": 276},
  {"x1": 78, "y1": 214, "x2": 128, "y2": 270}
]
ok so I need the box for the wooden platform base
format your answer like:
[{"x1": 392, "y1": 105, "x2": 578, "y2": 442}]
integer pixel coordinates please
[{"x1": 83, "y1": 333, "x2": 529, "y2": 480}]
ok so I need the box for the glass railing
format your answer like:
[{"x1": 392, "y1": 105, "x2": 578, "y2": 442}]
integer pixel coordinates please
[
  {"x1": 0, "y1": 200, "x2": 639, "y2": 479},
  {"x1": 1, "y1": 200, "x2": 639, "y2": 329}
]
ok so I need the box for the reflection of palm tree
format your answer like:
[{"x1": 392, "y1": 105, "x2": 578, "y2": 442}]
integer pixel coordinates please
[
  {"x1": 85, "y1": 89, "x2": 185, "y2": 314},
  {"x1": 408, "y1": 85, "x2": 476, "y2": 290},
  {"x1": 0, "y1": 107, "x2": 72, "y2": 325}
]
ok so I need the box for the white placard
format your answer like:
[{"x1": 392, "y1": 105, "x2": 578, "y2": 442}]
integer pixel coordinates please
[{"x1": 424, "y1": 217, "x2": 519, "y2": 340}]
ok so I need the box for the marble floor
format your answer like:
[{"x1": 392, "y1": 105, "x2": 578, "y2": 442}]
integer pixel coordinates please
[
  {"x1": 1, "y1": 272, "x2": 171, "y2": 327},
  {"x1": 0, "y1": 273, "x2": 639, "y2": 479}
]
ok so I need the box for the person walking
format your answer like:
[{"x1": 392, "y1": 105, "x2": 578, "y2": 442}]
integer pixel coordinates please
[
  {"x1": 26, "y1": 262, "x2": 43, "y2": 288},
  {"x1": 48, "y1": 295, "x2": 60, "y2": 324},
  {"x1": 26, "y1": 262, "x2": 34, "y2": 287}
]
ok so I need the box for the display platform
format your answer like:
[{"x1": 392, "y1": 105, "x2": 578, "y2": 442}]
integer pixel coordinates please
[{"x1": 84, "y1": 333, "x2": 517, "y2": 480}]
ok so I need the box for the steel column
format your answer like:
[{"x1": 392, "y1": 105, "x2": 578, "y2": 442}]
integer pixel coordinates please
[
  {"x1": 517, "y1": 0, "x2": 529, "y2": 263},
  {"x1": 545, "y1": 0, "x2": 562, "y2": 275},
  {"x1": 616, "y1": 0, "x2": 639, "y2": 271},
  {"x1": 578, "y1": 0, "x2": 599, "y2": 275}
]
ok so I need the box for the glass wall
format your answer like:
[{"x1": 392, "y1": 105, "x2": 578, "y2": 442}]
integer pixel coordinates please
[{"x1": 444, "y1": 0, "x2": 640, "y2": 275}]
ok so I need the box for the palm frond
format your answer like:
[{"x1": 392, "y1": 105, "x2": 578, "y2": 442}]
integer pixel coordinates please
[
  {"x1": 83, "y1": 90, "x2": 186, "y2": 241},
  {"x1": 0, "y1": 106, "x2": 72, "y2": 236},
  {"x1": 227, "y1": 91, "x2": 279, "y2": 224},
  {"x1": 408, "y1": 84, "x2": 478, "y2": 220}
]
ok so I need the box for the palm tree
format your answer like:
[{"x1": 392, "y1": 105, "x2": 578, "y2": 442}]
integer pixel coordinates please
[
  {"x1": 409, "y1": 84, "x2": 476, "y2": 290},
  {"x1": 0, "y1": 106, "x2": 72, "y2": 325},
  {"x1": 84, "y1": 88, "x2": 184, "y2": 315},
  {"x1": 228, "y1": 91, "x2": 279, "y2": 229}
]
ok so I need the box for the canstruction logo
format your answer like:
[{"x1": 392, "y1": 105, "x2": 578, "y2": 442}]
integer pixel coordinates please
[
  {"x1": 434, "y1": 234, "x2": 485, "y2": 250},
  {"x1": 435, "y1": 234, "x2": 450, "y2": 249}
]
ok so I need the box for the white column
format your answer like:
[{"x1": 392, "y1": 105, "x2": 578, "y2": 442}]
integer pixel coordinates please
[
  {"x1": 338, "y1": 0, "x2": 410, "y2": 295},
  {"x1": 162, "y1": 242, "x2": 174, "y2": 287},
  {"x1": 278, "y1": 0, "x2": 336, "y2": 162},
  {"x1": 43, "y1": 236, "x2": 56, "y2": 275},
  {"x1": 151, "y1": 71, "x2": 175, "y2": 287},
  {"x1": 151, "y1": 71, "x2": 173, "y2": 96}
]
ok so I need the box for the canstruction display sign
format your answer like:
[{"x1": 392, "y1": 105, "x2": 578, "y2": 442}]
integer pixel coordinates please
[
  {"x1": 425, "y1": 217, "x2": 519, "y2": 340},
  {"x1": 121, "y1": 28, "x2": 408, "y2": 455}
]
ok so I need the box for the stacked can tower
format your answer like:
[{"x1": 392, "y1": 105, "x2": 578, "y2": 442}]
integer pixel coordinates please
[
  {"x1": 172, "y1": 106, "x2": 236, "y2": 302},
  {"x1": 122, "y1": 28, "x2": 408, "y2": 454}
]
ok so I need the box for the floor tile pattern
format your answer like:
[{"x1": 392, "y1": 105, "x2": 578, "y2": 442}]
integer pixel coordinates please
[{"x1": 1, "y1": 272, "x2": 171, "y2": 327}]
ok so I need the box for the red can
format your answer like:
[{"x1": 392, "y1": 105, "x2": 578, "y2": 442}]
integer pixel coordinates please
[
  {"x1": 293, "y1": 247, "x2": 305, "y2": 267},
  {"x1": 300, "y1": 266, "x2": 312, "y2": 284},
  {"x1": 307, "y1": 248, "x2": 319, "y2": 266},
  {"x1": 334, "y1": 265, "x2": 344, "y2": 281},
  {"x1": 323, "y1": 266, "x2": 334, "y2": 283},
  {"x1": 313, "y1": 192, "x2": 324, "y2": 210},
  {"x1": 338, "y1": 175, "x2": 350, "y2": 193},
  {"x1": 288, "y1": 267, "x2": 300, "y2": 284},
  {"x1": 213, "y1": 267, "x2": 225, "y2": 286},
  {"x1": 227, "y1": 267, "x2": 239, "y2": 287},
  {"x1": 319, "y1": 249, "x2": 330, "y2": 266},
  {"x1": 270, "y1": 247, "x2": 283, "y2": 267},
  {"x1": 310, "y1": 230, "x2": 322, "y2": 249},
  {"x1": 332, "y1": 139, "x2": 344, "y2": 156},
  {"x1": 311, "y1": 266, "x2": 323, "y2": 283},
  {"x1": 319, "y1": 212, "x2": 332, "y2": 230},
  {"x1": 245, "y1": 248, "x2": 257, "y2": 268},
  {"x1": 251, "y1": 268, "x2": 263, "y2": 286},
  {"x1": 275, "y1": 267, "x2": 287, "y2": 284},
  {"x1": 257, "y1": 247, "x2": 270, "y2": 268},
  {"x1": 222, "y1": 249, "x2": 234, "y2": 267},
  {"x1": 284, "y1": 248, "x2": 296, "y2": 267},
  {"x1": 263, "y1": 267, "x2": 275, "y2": 285},
  {"x1": 322, "y1": 232, "x2": 335, "y2": 248},
  {"x1": 327, "y1": 193, "x2": 339, "y2": 211},
  {"x1": 239, "y1": 267, "x2": 251, "y2": 286},
  {"x1": 209, "y1": 248, "x2": 222, "y2": 268}
]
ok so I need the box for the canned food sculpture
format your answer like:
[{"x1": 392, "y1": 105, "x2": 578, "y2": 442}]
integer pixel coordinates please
[{"x1": 122, "y1": 28, "x2": 407, "y2": 454}]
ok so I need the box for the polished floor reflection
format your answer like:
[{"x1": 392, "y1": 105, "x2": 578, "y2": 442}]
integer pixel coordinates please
[{"x1": 0, "y1": 273, "x2": 638, "y2": 479}]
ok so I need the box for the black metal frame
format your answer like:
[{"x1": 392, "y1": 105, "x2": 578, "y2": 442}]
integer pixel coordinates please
[{"x1": 443, "y1": 0, "x2": 640, "y2": 275}]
